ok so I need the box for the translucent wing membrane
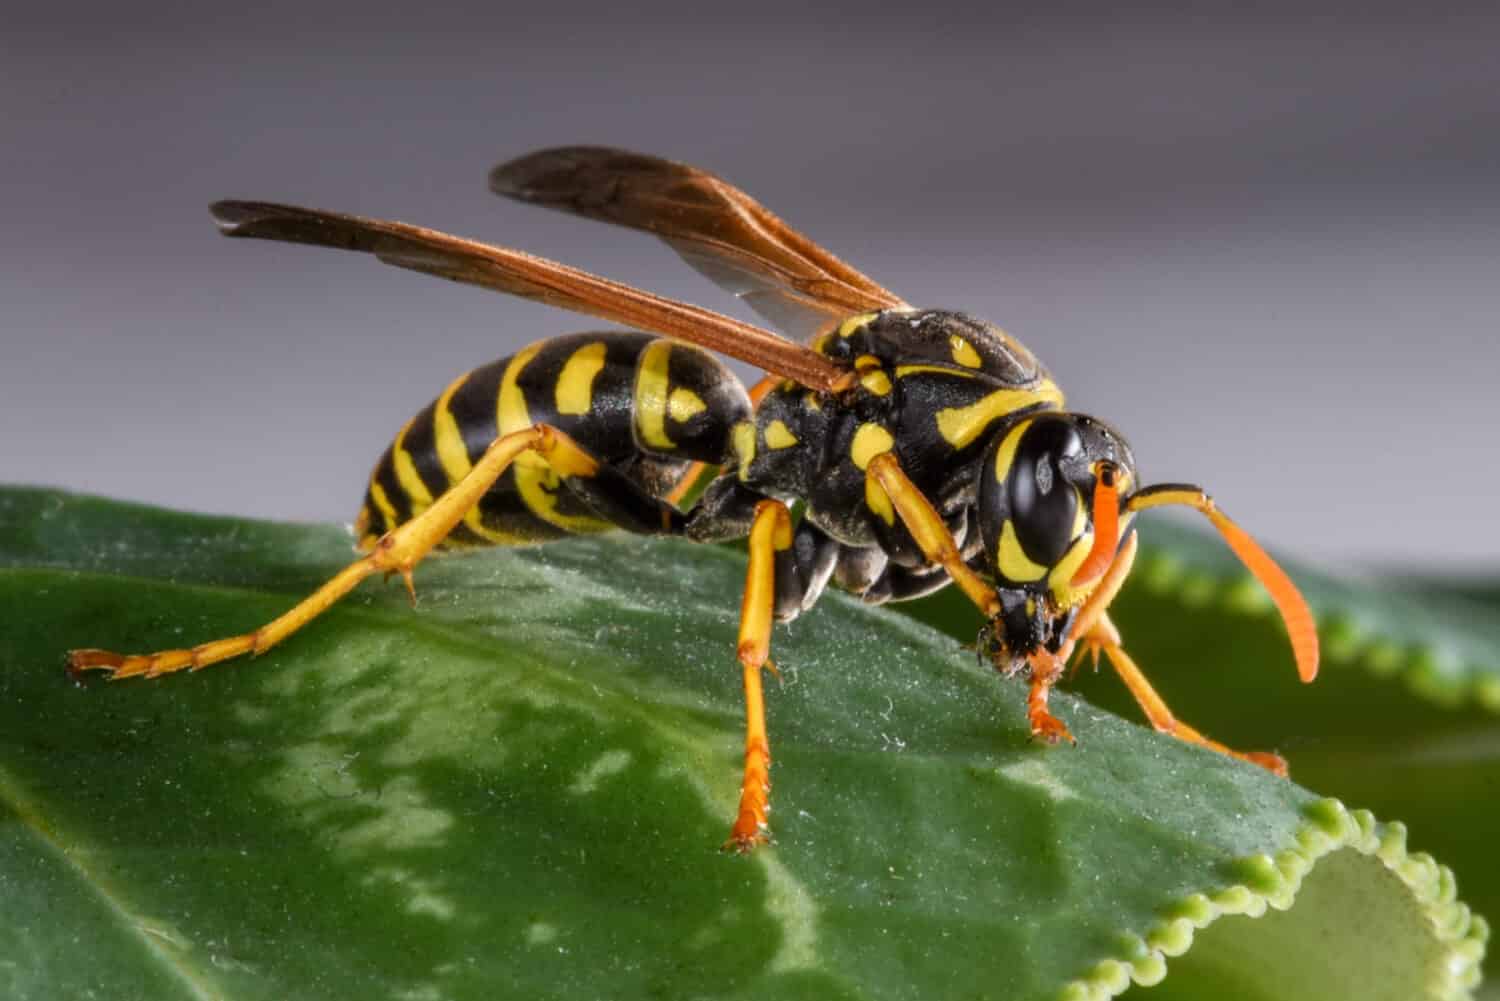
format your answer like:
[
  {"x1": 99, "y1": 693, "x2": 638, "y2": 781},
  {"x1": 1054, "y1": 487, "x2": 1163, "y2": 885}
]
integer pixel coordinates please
[
  {"x1": 209, "y1": 200, "x2": 849, "y2": 392},
  {"x1": 489, "y1": 146, "x2": 908, "y2": 339}
]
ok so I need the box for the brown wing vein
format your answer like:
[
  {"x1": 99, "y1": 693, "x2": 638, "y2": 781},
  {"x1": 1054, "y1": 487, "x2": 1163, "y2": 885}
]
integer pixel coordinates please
[
  {"x1": 489, "y1": 146, "x2": 906, "y2": 339},
  {"x1": 209, "y1": 200, "x2": 848, "y2": 392}
]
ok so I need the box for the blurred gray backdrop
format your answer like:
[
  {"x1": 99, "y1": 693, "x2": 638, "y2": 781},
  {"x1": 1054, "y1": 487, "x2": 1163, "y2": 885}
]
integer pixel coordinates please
[{"x1": 3, "y1": 2, "x2": 1497, "y2": 571}]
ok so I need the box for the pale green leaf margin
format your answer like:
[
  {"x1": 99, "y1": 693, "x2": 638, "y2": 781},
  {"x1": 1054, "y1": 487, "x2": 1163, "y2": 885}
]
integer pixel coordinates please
[{"x1": 1060, "y1": 797, "x2": 1486, "y2": 1000}]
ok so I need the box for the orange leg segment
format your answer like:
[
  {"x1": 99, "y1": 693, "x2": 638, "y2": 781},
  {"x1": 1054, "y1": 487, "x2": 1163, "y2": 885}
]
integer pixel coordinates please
[
  {"x1": 866, "y1": 453, "x2": 1001, "y2": 619},
  {"x1": 866, "y1": 452, "x2": 1081, "y2": 743},
  {"x1": 725, "y1": 499, "x2": 793, "y2": 852},
  {"x1": 67, "y1": 424, "x2": 600, "y2": 681},
  {"x1": 1024, "y1": 652, "x2": 1075, "y2": 745},
  {"x1": 1055, "y1": 532, "x2": 1287, "y2": 775},
  {"x1": 1081, "y1": 615, "x2": 1288, "y2": 776}
]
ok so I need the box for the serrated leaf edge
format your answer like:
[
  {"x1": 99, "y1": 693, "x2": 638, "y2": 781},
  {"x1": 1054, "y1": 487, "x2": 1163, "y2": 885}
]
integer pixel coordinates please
[{"x1": 1055, "y1": 797, "x2": 1490, "y2": 1001}]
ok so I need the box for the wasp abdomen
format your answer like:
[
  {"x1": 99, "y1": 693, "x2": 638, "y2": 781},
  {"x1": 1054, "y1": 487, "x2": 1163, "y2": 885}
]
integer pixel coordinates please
[{"x1": 356, "y1": 331, "x2": 751, "y2": 549}]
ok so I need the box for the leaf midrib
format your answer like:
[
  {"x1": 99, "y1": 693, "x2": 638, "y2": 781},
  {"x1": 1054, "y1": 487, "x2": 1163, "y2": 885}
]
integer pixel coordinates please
[{"x1": 0, "y1": 761, "x2": 227, "y2": 1001}]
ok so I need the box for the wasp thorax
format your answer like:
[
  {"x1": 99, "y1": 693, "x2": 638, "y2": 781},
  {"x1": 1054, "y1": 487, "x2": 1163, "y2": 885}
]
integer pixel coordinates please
[{"x1": 978, "y1": 413, "x2": 1136, "y2": 588}]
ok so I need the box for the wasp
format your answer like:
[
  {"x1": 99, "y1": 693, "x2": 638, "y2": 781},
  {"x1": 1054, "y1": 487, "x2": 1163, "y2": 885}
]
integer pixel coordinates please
[{"x1": 69, "y1": 147, "x2": 1319, "y2": 850}]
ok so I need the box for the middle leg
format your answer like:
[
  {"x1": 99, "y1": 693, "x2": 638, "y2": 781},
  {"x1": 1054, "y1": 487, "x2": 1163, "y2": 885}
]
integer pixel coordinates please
[{"x1": 726, "y1": 498, "x2": 794, "y2": 851}]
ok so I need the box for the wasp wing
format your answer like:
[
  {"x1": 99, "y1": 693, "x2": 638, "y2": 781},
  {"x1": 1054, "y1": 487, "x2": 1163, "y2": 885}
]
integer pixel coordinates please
[
  {"x1": 489, "y1": 146, "x2": 908, "y2": 339},
  {"x1": 210, "y1": 201, "x2": 850, "y2": 393}
]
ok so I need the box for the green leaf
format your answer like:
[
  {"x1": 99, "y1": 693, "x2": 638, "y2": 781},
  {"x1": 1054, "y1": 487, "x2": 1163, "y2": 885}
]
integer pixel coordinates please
[
  {"x1": 0, "y1": 487, "x2": 1486, "y2": 1000},
  {"x1": 901, "y1": 517, "x2": 1500, "y2": 992}
]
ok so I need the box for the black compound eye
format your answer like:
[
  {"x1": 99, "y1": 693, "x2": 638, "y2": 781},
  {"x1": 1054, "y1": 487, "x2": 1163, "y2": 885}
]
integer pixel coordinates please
[{"x1": 1009, "y1": 420, "x2": 1083, "y2": 567}]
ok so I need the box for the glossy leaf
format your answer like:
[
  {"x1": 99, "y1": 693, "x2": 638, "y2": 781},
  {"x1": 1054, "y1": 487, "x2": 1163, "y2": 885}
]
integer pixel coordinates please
[
  {"x1": 0, "y1": 488, "x2": 1486, "y2": 999},
  {"x1": 902, "y1": 517, "x2": 1500, "y2": 991}
]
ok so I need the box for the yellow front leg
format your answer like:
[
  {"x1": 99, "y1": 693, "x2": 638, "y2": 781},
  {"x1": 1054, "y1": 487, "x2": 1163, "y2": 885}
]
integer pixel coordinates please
[
  {"x1": 1057, "y1": 531, "x2": 1287, "y2": 775},
  {"x1": 867, "y1": 452, "x2": 1072, "y2": 744},
  {"x1": 1076, "y1": 614, "x2": 1288, "y2": 776}
]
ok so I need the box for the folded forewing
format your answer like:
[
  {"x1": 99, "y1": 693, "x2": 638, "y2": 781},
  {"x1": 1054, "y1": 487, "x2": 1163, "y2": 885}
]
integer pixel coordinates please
[
  {"x1": 489, "y1": 146, "x2": 907, "y2": 339},
  {"x1": 211, "y1": 200, "x2": 851, "y2": 392}
]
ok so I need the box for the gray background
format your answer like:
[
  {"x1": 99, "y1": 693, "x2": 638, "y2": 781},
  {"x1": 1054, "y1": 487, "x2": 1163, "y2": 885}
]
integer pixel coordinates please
[{"x1": 4, "y1": 3, "x2": 1497, "y2": 571}]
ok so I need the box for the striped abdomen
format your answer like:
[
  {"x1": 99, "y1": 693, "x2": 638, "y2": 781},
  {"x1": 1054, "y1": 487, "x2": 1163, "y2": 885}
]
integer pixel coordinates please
[{"x1": 355, "y1": 331, "x2": 751, "y2": 549}]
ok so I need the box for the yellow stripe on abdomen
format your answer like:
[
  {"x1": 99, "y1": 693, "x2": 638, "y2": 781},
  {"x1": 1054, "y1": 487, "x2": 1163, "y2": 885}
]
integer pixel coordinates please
[
  {"x1": 554, "y1": 341, "x2": 608, "y2": 416},
  {"x1": 392, "y1": 418, "x2": 437, "y2": 520},
  {"x1": 433, "y1": 372, "x2": 474, "y2": 485},
  {"x1": 634, "y1": 340, "x2": 676, "y2": 450},
  {"x1": 497, "y1": 340, "x2": 611, "y2": 534}
]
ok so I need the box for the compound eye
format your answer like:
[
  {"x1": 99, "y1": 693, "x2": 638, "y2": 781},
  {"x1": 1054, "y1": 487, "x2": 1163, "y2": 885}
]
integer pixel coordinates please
[{"x1": 1008, "y1": 420, "x2": 1083, "y2": 567}]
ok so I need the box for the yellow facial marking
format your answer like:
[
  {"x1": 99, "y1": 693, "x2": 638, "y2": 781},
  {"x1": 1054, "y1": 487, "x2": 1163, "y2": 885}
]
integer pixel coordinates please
[
  {"x1": 1048, "y1": 510, "x2": 1135, "y2": 608},
  {"x1": 804, "y1": 392, "x2": 822, "y2": 411},
  {"x1": 668, "y1": 386, "x2": 707, "y2": 423},
  {"x1": 634, "y1": 340, "x2": 676, "y2": 450},
  {"x1": 765, "y1": 420, "x2": 799, "y2": 449},
  {"x1": 936, "y1": 381, "x2": 1065, "y2": 449},
  {"x1": 733, "y1": 420, "x2": 757, "y2": 481},
  {"x1": 555, "y1": 341, "x2": 608, "y2": 416},
  {"x1": 839, "y1": 312, "x2": 878, "y2": 337},
  {"x1": 950, "y1": 335, "x2": 983, "y2": 369},
  {"x1": 991, "y1": 419, "x2": 1034, "y2": 485},
  {"x1": 1046, "y1": 489, "x2": 1092, "y2": 603},
  {"x1": 1048, "y1": 540, "x2": 1093, "y2": 607},
  {"x1": 850, "y1": 423, "x2": 895, "y2": 470},
  {"x1": 996, "y1": 519, "x2": 1049, "y2": 583}
]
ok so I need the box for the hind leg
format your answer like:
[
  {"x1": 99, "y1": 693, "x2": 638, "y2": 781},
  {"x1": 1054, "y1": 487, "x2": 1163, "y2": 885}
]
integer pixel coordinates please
[{"x1": 69, "y1": 424, "x2": 617, "y2": 680}]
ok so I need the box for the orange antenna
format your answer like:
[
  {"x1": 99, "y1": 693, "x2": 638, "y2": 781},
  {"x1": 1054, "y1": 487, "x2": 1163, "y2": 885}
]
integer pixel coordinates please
[
  {"x1": 1125, "y1": 484, "x2": 1319, "y2": 683},
  {"x1": 1070, "y1": 464, "x2": 1120, "y2": 589}
]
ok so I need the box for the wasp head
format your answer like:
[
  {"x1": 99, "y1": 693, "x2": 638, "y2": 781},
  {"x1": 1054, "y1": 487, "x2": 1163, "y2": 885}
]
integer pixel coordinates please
[
  {"x1": 977, "y1": 412, "x2": 1136, "y2": 619},
  {"x1": 972, "y1": 410, "x2": 1319, "y2": 683}
]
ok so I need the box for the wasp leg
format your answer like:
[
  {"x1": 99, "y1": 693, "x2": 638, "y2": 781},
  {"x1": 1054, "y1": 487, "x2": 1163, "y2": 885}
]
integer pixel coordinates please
[
  {"x1": 1079, "y1": 615, "x2": 1289, "y2": 777},
  {"x1": 1056, "y1": 530, "x2": 1140, "y2": 670},
  {"x1": 1049, "y1": 532, "x2": 1287, "y2": 774},
  {"x1": 725, "y1": 498, "x2": 793, "y2": 852},
  {"x1": 67, "y1": 424, "x2": 601, "y2": 681},
  {"x1": 864, "y1": 453, "x2": 1068, "y2": 743},
  {"x1": 1022, "y1": 652, "x2": 1075, "y2": 745},
  {"x1": 865, "y1": 453, "x2": 1000, "y2": 619},
  {"x1": 772, "y1": 520, "x2": 840, "y2": 622}
]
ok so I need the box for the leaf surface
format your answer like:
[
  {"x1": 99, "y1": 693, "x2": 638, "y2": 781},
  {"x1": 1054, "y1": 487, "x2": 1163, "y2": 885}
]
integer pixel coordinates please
[{"x1": 0, "y1": 488, "x2": 1485, "y2": 1000}]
